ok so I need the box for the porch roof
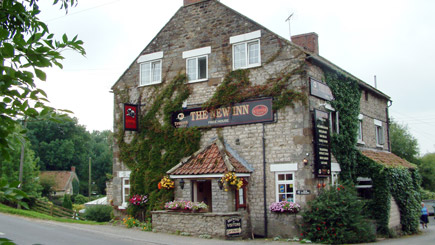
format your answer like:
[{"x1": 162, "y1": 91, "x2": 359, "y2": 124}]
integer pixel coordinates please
[
  {"x1": 167, "y1": 140, "x2": 252, "y2": 176},
  {"x1": 361, "y1": 150, "x2": 416, "y2": 169}
]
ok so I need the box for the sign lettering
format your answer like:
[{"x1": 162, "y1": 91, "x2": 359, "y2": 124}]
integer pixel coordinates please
[{"x1": 313, "y1": 109, "x2": 331, "y2": 177}]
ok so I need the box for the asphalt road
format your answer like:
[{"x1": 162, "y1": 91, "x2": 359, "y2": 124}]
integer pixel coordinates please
[{"x1": 1, "y1": 212, "x2": 434, "y2": 245}]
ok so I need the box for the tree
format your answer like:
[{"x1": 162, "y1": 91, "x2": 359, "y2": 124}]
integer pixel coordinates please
[
  {"x1": 390, "y1": 120, "x2": 419, "y2": 164},
  {"x1": 0, "y1": 124, "x2": 41, "y2": 196},
  {"x1": 0, "y1": 0, "x2": 85, "y2": 160},
  {"x1": 89, "y1": 130, "x2": 113, "y2": 195},
  {"x1": 419, "y1": 153, "x2": 435, "y2": 192},
  {"x1": 39, "y1": 174, "x2": 55, "y2": 197},
  {"x1": 62, "y1": 194, "x2": 72, "y2": 209}
]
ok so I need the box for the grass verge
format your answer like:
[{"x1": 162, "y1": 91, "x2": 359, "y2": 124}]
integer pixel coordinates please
[{"x1": 0, "y1": 203, "x2": 104, "y2": 225}]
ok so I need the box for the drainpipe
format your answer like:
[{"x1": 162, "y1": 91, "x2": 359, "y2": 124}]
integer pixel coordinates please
[{"x1": 262, "y1": 123, "x2": 268, "y2": 237}]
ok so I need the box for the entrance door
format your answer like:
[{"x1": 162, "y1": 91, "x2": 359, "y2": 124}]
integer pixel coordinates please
[{"x1": 192, "y1": 180, "x2": 212, "y2": 212}]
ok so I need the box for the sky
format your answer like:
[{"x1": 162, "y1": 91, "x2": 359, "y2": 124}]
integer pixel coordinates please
[{"x1": 36, "y1": 0, "x2": 435, "y2": 155}]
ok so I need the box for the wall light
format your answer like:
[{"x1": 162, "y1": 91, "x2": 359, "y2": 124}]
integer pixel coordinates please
[{"x1": 179, "y1": 179, "x2": 185, "y2": 189}]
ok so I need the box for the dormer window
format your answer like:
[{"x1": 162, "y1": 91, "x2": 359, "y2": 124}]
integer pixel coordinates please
[
  {"x1": 230, "y1": 30, "x2": 261, "y2": 70},
  {"x1": 137, "y1": 51, "x2": 163, "y2": 86},
  {"x1": 183, "y1": 47, "x2": 211, "y2": 83}
]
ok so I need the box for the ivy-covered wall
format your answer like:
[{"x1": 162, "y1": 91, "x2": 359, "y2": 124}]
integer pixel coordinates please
[{"x1": 324, "y1": 70, "x2": 421, "y2": 235}]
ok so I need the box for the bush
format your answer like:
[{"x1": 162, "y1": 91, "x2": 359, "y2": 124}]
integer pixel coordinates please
[
  {"x1": 62, "y1": 194, "x2": 73, "y2": 209},
  {"x1": 84, "y1": 205, "x2": 113, "y2": 222},
  {"x1": 301, "y1": 184, "x2": 376, "y2": 244},
  {"x1": 73, "y1": 194, "x2": 88, "y2": 204}
]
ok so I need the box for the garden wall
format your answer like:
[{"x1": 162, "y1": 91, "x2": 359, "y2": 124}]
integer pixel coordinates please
[
  {"x1": 268, "y1": 213, "x2": 302, "y2": 238},
  {"x1": 151, "y1": 210, "x2": 250, "y2": 239}
]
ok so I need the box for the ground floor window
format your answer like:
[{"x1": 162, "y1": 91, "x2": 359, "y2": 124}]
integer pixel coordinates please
[
  {"x1": 192, "y1": 180, "x2": 212, "y2": 212},
  {"x1": 122, "y1": 178, "x2": 130, "y2": 207},
  {"x1": 356, "y1": 177, "x2": 373, "y2": 199},
  {"x1": 275, "y1": 172, "x2": 295, "y2": 202}
]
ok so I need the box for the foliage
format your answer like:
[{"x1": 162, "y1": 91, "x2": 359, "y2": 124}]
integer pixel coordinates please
[
  {"x1": 390, "y1": 120, "x2": 419, "y2": 164},
  {"x1": 0, "y1": 0, "x2": 85, "y2": 160},
  {"x1": 72, "y1": 179, "x2": 79, "y2": 195},
  {"x1": 0, "y1": 179, "x2": 29, "y2": 209},
  {"x1": 419, "y1": 153, "x2": 435, "y2": 192},
  {"x1": 62, "y1": 194, "x2": 72, "y2": 209},
  {"x1": 0, "y1": 124, "x2": 41, "y2": 196},
  {"x1": 27, "y1": 116, "x2": 113, "y2": 196},
  {"x1": 116, "y1": 74, "x2": 201, "y2": 219},
  {"x1": 325, "y1": 71, "x2": 361, "y2": 181},
  {"x1": 325, "y1": 70, "x2": 422, "y2": 235},
  {"x1": 203, "y1": 67, "x2": 307, "y2": 111},
  {"x1": 83, "y1": 205, "x2": 112, "y2": 222},
  {"x1": 72, "y1": 194, "x2": 88, "y2": 204},
  {"x1": 269, "y1": 201, "x2": 300, "y2": 213},
  {"x1": 421, "y1": 188, "x2": 435, "y2": 200},
  {"x1": 39, "y1": 174, "x2": 55, "y2": 197},
  {"x1": 301, "y1": 184, "x2": 376, "y2": 244},
  {"x1": 122, "y1": 215, "x2": 140, "y2": 228},
  {"x1": 143, "y1": 218, "x2": 152, "y2": 231}
]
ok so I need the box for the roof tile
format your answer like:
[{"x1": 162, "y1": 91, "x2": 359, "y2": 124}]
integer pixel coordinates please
[{"x1": 361, "y1": 150, "x2": 415, "y2": 169}]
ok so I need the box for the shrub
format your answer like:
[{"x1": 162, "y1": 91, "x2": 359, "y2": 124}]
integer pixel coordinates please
[
  {"x1": 84, "y1": 205, "x2": 113, "y2": 222},
  {"x1": 73, "y1": 194, "x2": 88, "y2": 204},
  {"x1": 62, "y1": 194, "x2": 73, "y2": 209},
  {"x1": 123, "y1": 215, "x2": 140, "y2": 228},
  {"x1": 301, "y1": 184, "x2": 376, "y2": 244}
]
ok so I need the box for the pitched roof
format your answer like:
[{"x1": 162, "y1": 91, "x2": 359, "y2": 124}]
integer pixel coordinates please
[
  {"x1": 361, "y1": 150, "x2": 415, "y2": 169},
  {"x1": 39, "y1": 170, "x2": 78, "y2": 191},
  {"x1": 168, "y1": 140, "x2": 252, "y2": 175}
]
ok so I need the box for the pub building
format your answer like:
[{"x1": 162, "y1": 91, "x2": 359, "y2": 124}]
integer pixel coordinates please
[{"x1": 108, "y1": 0, "x2": 407, "y2": 238}]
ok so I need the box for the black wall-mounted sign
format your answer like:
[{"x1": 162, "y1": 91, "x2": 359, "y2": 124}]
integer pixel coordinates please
[
  {"x1": 225, "y1": 217, "x2": 242, "y2": 237},
  {"x1": 172, "y1": 98, "x2": 274, "y2": 128},
  {"x1": 313, "y1": 109, "x2": 331, "y2": 178},
  {"x1": 296, "y1": 190, "x2": 311, "y2": 195},
  {"x1": 124, "y1": 104, "x2": 138, "y2": 131},
  {"x1": 310, "y1": 78, "x2": 334, "y2": 101}
]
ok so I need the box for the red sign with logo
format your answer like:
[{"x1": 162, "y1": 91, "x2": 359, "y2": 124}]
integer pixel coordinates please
[{"x1": 124, "y1": 104, "x2": 138, "y2": 131}]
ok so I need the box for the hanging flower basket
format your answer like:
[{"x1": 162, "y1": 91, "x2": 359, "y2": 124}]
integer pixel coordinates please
[
  {"x1": 159, "y1": 176, "x2": 174, "y2": 190},
  {"x1": 220, "y1": 172, "x2": 244, "y2": 191},
  {"x1": 269, "y1": 201, "x2": 301, "y2": 214}
]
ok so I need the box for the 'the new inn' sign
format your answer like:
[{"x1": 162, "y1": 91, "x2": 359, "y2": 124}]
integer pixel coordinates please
[{"x1": 172, "y1": 98, "x2": 274, "y2": 128}]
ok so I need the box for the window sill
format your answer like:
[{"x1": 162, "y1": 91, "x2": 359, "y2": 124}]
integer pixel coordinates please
[
  {"x1": 233, "y1": 63, "x2": 261, "y2": 71},
  {"x1": 376, "y1": 144, "x2": 384, "y2": 148},
  {"x1": 188, "y1": 78, "x2": 208, "y2": 84},
  {"x1": 357, "y1": 140, "x2": 365, "y2": 145},
  {"x1": 138, "y1": 81, "x2": 162, "y2": 87}
]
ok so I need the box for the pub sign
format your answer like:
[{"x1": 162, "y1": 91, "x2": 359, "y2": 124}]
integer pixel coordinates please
[
  {"x1": 313, "y1": 109, "x2": 331, "y2": 177},
  {"x1": 225, "y1": 217, "x2": 242, "y2": 237},
  {"x1": 124, "y1": 104, "x2": 138, "y2": 131},
  {"x1": 310, "y1": 78, "x2": 334, "y2": 101},
  {"x1": 172, "y1": 98, "x2": 274, "y2": 128}
]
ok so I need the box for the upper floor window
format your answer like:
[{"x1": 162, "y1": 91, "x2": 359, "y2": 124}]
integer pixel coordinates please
[
  {"x1": 230, "y1": 30, "x2": 261, "y2": 70},
  {"x1": 137, "y1": 51, "x2": 163, "y2": 86},
  {"x1": 357, "y1": 114, "x2": 364, "y2": 144},
  {"x1": 325, "y1": 103, "x2": 339, "y2": 134},
  {"x1": 183, "y1": 47, "x2": 211, "y2": 83},
  {"x1": 374, "y1": 119, "x2": 384, "y2": 146}
]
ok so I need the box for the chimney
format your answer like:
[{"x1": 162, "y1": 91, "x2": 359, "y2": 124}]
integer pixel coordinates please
[
  {"x1": 291, "y1": 32, "x2": 319, "y2": 55},
  {"x1": 184, "y1": 0, "x2": 207, "y2": 6},
  {"x1": 71, "y1": 166, "x2": 76, "y2": 173}
]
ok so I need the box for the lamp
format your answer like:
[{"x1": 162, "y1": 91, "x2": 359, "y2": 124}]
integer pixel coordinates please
[
  {"x1": 179, "y1": 179, "x2": 185, "y2": 189},
  {"x1": 218, "y1": 179, "x2": 223, "y2": 190},
  {"x1": 303, "y1": 158, "x2": 308, "y2": 165}
]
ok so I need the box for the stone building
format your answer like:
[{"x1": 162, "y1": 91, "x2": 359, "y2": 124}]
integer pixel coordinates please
[{"x1": 109, "y1": 0, "x2": 411, "y2": 238}]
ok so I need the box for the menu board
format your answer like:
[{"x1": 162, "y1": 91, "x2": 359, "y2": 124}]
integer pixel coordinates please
[{"x1": 313, "y1": 109, "x2": 331, "y2": 177}]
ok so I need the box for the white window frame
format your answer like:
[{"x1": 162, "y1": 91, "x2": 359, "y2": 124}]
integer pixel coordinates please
[
  {"x1": 183, "y1": 46, "x2": 211, "y2": 83},
  {"x1": 357, "y1": 114, "x2": 364, "y2": 144},
  {"x1": 331, "y1": 162, "x2": 341, "y2": 186},
  {"x1": 374, "y1": 119, "x2": 384, "y2": 146},
  {"x1": 325, "y1": 103, "x2": 339, "y2": 134},
  {"x1": 121, "y1": 177, "x2": 130, "y2": 208},
  {"x1": 230, "y1": 30, "x2": 261, "y2": 70},
  {"x1": 186, "y1": 55, "x2": 208, "y2": 83},
  {"x1": 274, "y1": 172, "x2": 295, "y2": 203},
  {"x1": 137, "y1": 51, "x2": 163, "y2": 87}
]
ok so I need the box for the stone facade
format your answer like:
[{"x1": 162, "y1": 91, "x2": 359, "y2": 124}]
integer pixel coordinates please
[{"x1": 110, "y1": 0, "x2": 394, "y2": 238}]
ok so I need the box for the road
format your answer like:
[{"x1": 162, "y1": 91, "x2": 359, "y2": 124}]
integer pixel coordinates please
[{"x1": 1, "y1": 212, "x2": 434, "y2": 244}]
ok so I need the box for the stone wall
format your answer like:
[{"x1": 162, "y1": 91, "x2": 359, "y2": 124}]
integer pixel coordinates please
[
  {"x1": 152, "y1": 211, "x2": 250, "y2": 239},
  {"x1": 388, "y1": 197, "x2": 402, "y2": 233},
  {"x1": 268, "y1": 213, "x2": 302, "y2": 238}
]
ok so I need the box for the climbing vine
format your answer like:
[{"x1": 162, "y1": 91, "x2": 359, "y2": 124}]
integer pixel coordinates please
[
  {"x1": 325, "y1": 70, "x2": 421, "y2": 235},
  {"x1": 203, "y1": 64, "x2": 307, "y2": 111},
  {"x1": 115, "y1": 74, "x2": 201, "y2": 217}
]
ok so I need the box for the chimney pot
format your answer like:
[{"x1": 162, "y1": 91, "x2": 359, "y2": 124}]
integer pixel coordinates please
[
  {"x1": 291, "y1": 32, "x2": 319, "y2": 55},
  {"x1": 71, "y1": 166, "x2": 76, "y2": 172}
]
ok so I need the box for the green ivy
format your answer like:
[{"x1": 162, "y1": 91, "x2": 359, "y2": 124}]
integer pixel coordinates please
[
  {"x1": 324, "y1": 70, "x2": 421, "y2": 235},
  {"x1": 115, "y1": 74, "x2": 201, "y2": 218}
]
